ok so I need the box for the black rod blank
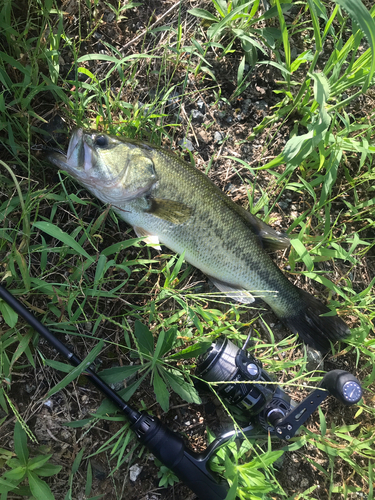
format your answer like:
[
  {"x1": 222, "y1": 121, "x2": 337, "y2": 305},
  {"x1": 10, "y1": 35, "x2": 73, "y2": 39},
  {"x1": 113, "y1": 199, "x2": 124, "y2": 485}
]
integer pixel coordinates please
[{"x1": 0, "y1": 284, "x2": 139, "y2": 423}]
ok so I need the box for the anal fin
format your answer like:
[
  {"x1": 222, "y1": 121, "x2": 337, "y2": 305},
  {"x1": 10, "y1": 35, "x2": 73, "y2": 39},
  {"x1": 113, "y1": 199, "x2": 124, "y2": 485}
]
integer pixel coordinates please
[{"x1": 209, "y1": 277, "x2": 255, "y2": 304}]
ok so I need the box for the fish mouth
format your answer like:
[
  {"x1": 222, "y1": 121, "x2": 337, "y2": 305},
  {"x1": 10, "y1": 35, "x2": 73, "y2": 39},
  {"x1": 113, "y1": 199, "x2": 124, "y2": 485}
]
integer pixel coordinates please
[
  {"x1": 48, "y1": 128, "x2": 93, "y2": 174},
  {"x1": 66, "y1": 128, "x2": 83, "y2": 165},
  {"x1": 67, "y1": 128, "x2": 94, "y2": 172},
  {"x1": 49, "y1": 129, "x2": 156, "y2": 200}
]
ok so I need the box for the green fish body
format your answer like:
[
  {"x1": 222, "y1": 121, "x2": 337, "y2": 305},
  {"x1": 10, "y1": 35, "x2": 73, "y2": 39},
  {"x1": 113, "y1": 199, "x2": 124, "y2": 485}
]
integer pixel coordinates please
[{"x1": 48, "y1": 129, "x2": 350, "y2": 351}]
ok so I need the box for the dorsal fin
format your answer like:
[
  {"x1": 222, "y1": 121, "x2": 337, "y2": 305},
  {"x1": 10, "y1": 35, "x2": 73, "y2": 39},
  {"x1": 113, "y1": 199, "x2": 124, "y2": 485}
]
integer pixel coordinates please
[{"x1": 233, "y1": 203, "x2": 290, "y2": 251}]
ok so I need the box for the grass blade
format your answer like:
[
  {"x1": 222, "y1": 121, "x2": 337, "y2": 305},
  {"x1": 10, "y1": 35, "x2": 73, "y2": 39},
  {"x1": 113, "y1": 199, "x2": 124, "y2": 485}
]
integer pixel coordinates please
[
  {"x1": 33, "y1": 221, "x2": 95, "y2": 263},
  {"x1": 46, "y1": 340, "x2": 104, "y2": 397},
  {"x1": 333, "y1": 0, "x2": 375, "y2": 91}
]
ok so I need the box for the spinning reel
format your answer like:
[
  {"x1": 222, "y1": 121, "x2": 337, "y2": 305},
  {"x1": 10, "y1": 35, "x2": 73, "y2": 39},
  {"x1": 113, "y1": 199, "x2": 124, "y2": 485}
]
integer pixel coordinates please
[{"x1": 196, "y1": 335, "x2": 362, "y2": 448}]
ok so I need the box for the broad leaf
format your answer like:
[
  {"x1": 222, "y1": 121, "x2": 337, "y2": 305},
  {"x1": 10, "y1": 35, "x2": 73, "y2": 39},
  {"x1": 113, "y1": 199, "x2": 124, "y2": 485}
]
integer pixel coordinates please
[
  {"x1": 187, "y1": 8, "x2": 218, "y2": 22},
  {"x1": 98, "y1": 364, "x2": 140, "y2": 384},
  {"x1": 0, "y1": 300, "x2": 18, "y2": 328},
  {"x1": 134, "y1": 320, "x2": 154, "y2": 356},
  {"x1": 153, "y1": 369, "x2": 170, "y2": 412},
  {"x1": 27, "y1": 471, "x2": 55, "y2": 500},
  {"x1": 14, "y1": 421, "x2": 29, "y2": 465},
  {"x1": 163, "y1": 370, "x2": 201, "y2": 405}
]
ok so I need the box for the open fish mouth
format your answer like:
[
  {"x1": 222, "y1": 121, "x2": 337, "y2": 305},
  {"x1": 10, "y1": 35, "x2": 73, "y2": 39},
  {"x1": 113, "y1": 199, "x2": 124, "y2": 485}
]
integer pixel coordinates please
[
  {"x1": 66, "y1": 128, "x2": 83, "y2": 163},
  {"x1": 66, "y1": 128, "x2": 94, "y2": 172},
  {"x1": 48, "y1": 129, "x2": 92, "y2": 173}
]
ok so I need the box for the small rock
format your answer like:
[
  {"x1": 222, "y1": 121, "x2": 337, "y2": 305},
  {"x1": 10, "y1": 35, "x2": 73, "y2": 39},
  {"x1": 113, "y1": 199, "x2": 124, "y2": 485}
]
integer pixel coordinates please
[
  {"x1": 129, "y1": 464, "x2": 143, "y2": 482},
  {"x1": 197, "y1": 99, "x2": 206, "y2": 113},
  {"x1": 178, "y1": 137, "x2": 194, "y2": 151},
  {"x1": 167, "y1": 91, "x2": 181, "y2": 112},
  {"x1": 278, "y1": 201, "x2": 289, "y2": 210},
  {"x1": 104, "y1": 11, "x2": 116, "y2": 23},
  {"x1": 85, "y1": 322, "x2": 93, "y2": 333},
  {"x1": 91, "y1": 460, "x2": 107, "y2": 481},
  {"x1": 110, "y1": 381, "x2": 124, "y2": 391},
  {"x1": 306, "y1": 347, "x2": 324, "y2": 371},
  {"x1": 197, "y1": 130, "x2": 208, "y2": 143},
  {"x1": 214, "y1": 131, "x2": 224, "y2": 142},
  {"x1": 300, "y1": 478, "x2": 309, "y2": 488},
  {"x1": 191, "y1": 109, "x2": 204, "y2": 123},
  {"x1": 253, "y1": 100, "x2": 269, "y2": 112},
  {"x1": 25, "y1": 383, "x2": 36, "y2": 394},
  {"x1": 224, "y1": 183, "x2": 235, "y2": 193},
  {"x1": 78, "y1": 71, "x2": 89, "y2": 82}
]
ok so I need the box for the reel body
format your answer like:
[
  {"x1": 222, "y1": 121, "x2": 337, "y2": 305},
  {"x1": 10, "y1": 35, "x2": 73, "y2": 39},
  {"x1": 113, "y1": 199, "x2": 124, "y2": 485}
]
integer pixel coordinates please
[{"x1": 196, "y1": 336, "x2": 362, "y2": 440}]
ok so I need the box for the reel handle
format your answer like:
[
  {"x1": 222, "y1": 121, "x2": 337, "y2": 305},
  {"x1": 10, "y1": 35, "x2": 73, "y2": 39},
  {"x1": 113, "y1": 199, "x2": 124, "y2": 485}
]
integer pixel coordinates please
[{"x1": 320, "y1": 370, "x2": 362, "y2": 406}]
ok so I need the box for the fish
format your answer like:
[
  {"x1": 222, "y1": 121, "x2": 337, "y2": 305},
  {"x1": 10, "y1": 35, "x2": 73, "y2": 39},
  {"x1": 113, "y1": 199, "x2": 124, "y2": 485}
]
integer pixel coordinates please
[{"x1": 48, "y1": 128, "x2": 350, "y2": 352}]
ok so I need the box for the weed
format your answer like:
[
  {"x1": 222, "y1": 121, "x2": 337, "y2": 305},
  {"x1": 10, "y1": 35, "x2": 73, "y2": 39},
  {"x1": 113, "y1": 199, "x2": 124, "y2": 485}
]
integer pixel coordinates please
[{"x1": 0, "y1": 421, "x2": 62, "y2": 499}]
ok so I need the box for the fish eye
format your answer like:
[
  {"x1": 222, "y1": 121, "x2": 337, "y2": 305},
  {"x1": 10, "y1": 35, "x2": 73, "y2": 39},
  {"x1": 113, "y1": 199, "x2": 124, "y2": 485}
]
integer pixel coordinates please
[{"x1": 95, "y1": 135, "x2": 108, "y2": 148}]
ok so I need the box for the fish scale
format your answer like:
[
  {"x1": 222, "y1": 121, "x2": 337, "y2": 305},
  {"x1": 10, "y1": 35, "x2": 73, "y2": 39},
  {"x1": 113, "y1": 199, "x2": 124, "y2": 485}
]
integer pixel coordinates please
[{"x1": 48, "y1": 129, "x2": 351, "y2": 352}]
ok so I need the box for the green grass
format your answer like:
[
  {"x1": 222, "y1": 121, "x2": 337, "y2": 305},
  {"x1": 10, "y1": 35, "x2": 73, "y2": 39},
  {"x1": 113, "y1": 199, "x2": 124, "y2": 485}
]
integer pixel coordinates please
[{"x1": 0, "y1": 0, "x2": 374, "y2": 499}]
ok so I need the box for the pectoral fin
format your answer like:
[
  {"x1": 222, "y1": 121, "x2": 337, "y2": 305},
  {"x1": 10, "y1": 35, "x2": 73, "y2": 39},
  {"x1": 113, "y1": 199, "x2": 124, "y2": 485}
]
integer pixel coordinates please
[
  {"x1": 147, "y1": 198, "x2": 193, "y2": 224},
  {"x1": 134, "y1": 226, "x2": 161, "y2": 250},
  {"x1": 209, "y1": 277, "x2": 255, "y2": 304}
]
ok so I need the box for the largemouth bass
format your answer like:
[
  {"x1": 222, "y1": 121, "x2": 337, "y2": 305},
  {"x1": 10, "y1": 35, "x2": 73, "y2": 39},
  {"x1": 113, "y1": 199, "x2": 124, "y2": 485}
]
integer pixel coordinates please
[{"x1": 48, "y1": 129, "x2": 350, "y2": 352}]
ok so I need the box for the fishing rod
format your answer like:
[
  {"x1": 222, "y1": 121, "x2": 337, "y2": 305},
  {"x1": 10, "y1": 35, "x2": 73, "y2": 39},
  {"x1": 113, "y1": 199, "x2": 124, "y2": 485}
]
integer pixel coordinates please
[
  {"x1": 0, "y1": 284, "x2": 362, "y2": 499},
  {"x1": 0, "y1": 284, "x2": 228, "y2": 500}
]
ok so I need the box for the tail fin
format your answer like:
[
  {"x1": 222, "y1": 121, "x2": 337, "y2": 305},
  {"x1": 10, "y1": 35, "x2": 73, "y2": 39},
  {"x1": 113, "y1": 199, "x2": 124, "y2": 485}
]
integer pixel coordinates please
[{"x1": 282, "y1": 289, "x2": 350, "y2": 352}]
